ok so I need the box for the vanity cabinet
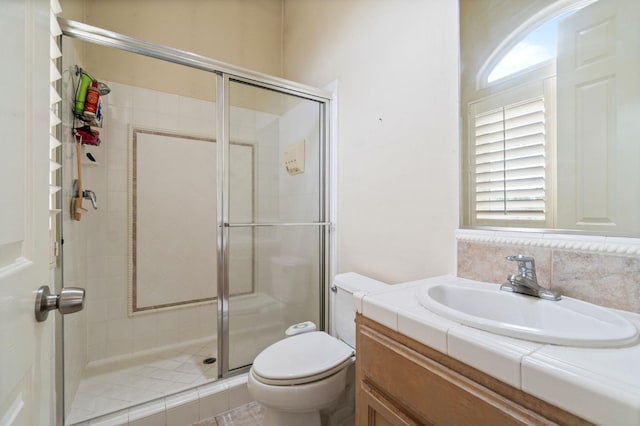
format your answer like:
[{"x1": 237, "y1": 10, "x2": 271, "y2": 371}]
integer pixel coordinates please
[{"x1": 355, "y1": 315, "x2": 590, "y2": 426}]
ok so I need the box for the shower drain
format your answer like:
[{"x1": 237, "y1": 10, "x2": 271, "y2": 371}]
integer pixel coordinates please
[{"x1": 203, "y1": 357, "x2": 217, "y2": 365}]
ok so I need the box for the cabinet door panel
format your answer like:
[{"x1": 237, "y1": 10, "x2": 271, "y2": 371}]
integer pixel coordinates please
[
  {"x1": 357, "y1": 324, "x2": 550, "y2": 425},
  {"x1": 358, "y1": 381, "x2": 423, "y2": 426}
]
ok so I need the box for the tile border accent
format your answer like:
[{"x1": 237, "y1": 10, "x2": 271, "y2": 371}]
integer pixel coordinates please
[
  {"x1": 127, "y1": 126, "x2": 257, "y2": 315},
  {"x1": 456, "y1": 229, "x2": 640, "y2": 256}
]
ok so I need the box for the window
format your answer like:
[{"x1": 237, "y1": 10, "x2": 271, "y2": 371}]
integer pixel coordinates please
[
  {"x1": 488, "y1": 13, "x2": 570, "y2": 83},
  {"x1": 472, "y1": 96, "x2": 547, "y2": 222}
]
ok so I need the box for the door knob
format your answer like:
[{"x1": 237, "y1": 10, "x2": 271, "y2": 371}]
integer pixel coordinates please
[{"x1": 34, "y1": 286, "x2": 85, "y2": 322}]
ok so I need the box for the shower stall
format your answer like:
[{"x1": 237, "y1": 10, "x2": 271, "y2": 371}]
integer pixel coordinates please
[{"x1": 58, "y1": 19, "x2": 332, "y2": 424}]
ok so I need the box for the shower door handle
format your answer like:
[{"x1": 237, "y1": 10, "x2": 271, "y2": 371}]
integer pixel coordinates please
[{"x1": 34, "y1": 286, "x2": 86, "y2": 322}]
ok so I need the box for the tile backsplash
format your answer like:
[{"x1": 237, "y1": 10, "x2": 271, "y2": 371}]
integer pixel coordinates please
[{"x1": 457, "y1": 230, "x2": 640, "y2": 313}]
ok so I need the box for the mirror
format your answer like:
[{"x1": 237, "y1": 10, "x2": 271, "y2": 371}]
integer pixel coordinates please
[{"x1": 460, "y1": 0, "x2": 640, "y2": 236}]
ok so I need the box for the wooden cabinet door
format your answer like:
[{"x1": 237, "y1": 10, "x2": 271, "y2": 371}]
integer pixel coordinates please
[
  {"x1": 356, "y1": 320, "x2": 558, "y2": 426},
  {"x1": 355, "y1": 315, "x2": 590, "y2": 426},
  {"x1": 358, "y1": 381, "x2": 423, "y2": 426}
]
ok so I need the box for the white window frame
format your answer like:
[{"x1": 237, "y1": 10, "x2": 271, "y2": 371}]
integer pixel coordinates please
[{"x1": 468, "y1": 77, "x2": 556, "y2": 228}]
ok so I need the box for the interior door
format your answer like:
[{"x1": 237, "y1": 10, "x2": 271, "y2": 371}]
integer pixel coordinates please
[
  {"x1": 0, "y1": 0, "x2": 56, "y2": 424},
  {"x1": 556, "y1": 0, "x2": 640, "y2": 233}
]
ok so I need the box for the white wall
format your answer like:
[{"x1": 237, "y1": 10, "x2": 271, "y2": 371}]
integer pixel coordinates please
[{"x1": 283, "y1": 0, "x2": 460, "y2": 283}]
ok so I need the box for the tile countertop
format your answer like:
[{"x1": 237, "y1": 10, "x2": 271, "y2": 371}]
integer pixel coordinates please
[{"x1": 355, "y1": 275, "x2": 640, "y2": 426}]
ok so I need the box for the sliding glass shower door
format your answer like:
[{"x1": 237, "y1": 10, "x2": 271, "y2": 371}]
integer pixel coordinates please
[
  {"x1": 58, "y1": 20, "x2": 332, "y2": 421},
  {"x1": 219, "y1": 78, "x2": 329, "y2": 373}
]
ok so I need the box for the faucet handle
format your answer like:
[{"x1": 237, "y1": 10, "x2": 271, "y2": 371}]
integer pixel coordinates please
[
  {"x1": 505, "y1": 255, "x2": 534, "y2": 262},
  {"x1": 82, "y1": 190, "x2": 98, "y2": 210},
  {"x1": 505, "y1": 255, "x2": 537, "y2": 280}
]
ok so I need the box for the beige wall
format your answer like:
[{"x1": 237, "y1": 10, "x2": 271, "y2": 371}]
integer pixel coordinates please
[
  {"x1": 283, "y1": 0, "x2": 460, "y2": 283},
  {"x1": 61, "y1": 0, "x2": 284, "y2": 100}
]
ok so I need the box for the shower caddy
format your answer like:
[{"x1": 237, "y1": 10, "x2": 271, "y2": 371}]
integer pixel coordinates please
[{"x1": 70, "y1": 65, "x2": 109, "y2": 221}]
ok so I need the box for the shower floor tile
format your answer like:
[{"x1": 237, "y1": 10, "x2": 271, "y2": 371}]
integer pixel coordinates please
[{"x1": 67, "y1": 340, "x2": 218, "y2": 425}]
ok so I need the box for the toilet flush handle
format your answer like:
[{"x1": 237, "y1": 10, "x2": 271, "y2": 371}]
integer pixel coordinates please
[{"x1": 285, "y1": 321, "x2": 317, "y2": 336}]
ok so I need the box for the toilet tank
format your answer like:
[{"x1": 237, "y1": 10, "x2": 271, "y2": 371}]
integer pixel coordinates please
[
  {"x1": 332, "y1": 273, "x2": 389, "y2": 348},
  {"x1": 270, "y1": 256, "x2": 310, "y2": 304}
]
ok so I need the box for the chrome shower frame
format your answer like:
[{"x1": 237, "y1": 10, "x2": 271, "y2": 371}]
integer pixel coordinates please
[{"x1": 59, "y1": 18, "x2": 333, "y2": 381}]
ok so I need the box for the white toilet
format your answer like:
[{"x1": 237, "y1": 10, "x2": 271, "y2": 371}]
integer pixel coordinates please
[{"x1": 247, "y1": 273, "x2": 388, "y2": 426}]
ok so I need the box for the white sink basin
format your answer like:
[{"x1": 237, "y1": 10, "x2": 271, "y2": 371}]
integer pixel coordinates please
[{"x1": 417, "y1": 281, "x2": 639, "y2": 348}]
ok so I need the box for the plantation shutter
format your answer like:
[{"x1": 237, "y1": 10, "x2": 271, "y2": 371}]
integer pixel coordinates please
[
  {"x1": 50, "y1": 0, "x2": 62, "y2": 265},
  {"x1": 474, "y1": 97, "x2": 546, "y2": 222}
]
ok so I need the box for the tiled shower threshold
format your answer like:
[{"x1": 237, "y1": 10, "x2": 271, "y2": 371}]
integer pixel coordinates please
[{"x1": 67, "y1": 374, "x2": 253, "y2": 426}]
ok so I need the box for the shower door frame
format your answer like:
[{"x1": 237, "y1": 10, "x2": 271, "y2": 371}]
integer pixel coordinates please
[
  {"x1": 59, "y1": 17, "x2": 333, "y2": 383},
  {"x1": 217, "y1": 75, "x2": 332, "y2": 376}
]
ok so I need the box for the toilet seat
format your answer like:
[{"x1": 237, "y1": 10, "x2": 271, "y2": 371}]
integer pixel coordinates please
[
  {"x1": 252, "y1": 331, "x2": 354, "y2": 386},
  {"x1": 252, "y1": 357, "x2": 354, "y2": 386}
]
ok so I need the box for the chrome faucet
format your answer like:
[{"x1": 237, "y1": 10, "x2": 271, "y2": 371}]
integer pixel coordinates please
[
  {"x1": 500, "y1": 255, "x2": 561, "y2": 301},
  {"x1": 83, "y1": 190, "x2": 98, "y2": 209}
]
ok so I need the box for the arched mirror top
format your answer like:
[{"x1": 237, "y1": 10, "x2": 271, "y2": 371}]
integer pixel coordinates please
[{"x1": 477, "y1": 0, "x2": 597, "y2": 89}]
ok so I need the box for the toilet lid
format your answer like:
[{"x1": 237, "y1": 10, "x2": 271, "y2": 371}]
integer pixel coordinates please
[{"x1": 252, "y1": 332, "x2": 354, "y2": 384}]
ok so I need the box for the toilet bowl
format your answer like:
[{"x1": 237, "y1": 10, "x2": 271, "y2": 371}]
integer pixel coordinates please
[
  {"x1": 247, "y1": 273, "x2": 389, "y2": 426},
  {"x1": 248, "y1": 331, "x2": 354, "y2": 426}
]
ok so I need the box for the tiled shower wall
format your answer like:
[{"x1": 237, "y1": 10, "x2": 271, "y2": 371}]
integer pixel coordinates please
[
  {"x1": 81, "y1": 81, "x2": 221, "y2": 363},
  {"x1": 64, "y1": 74, "x2": 323, "y2": 387},
  {"x1": 456, "y1": 230, "x2": 640, "y2": 313},
  {"x1": 79, "y1": 80, "x2": 307, "y2": 364}
]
